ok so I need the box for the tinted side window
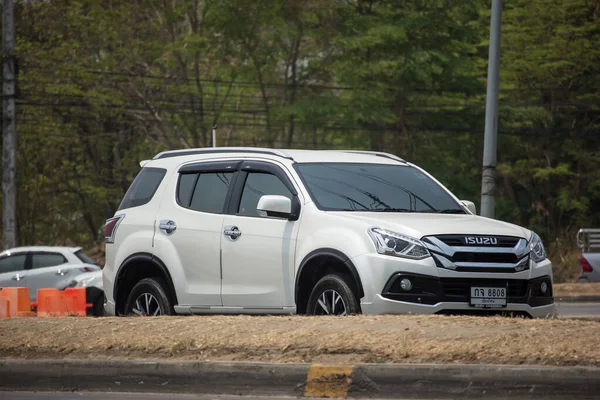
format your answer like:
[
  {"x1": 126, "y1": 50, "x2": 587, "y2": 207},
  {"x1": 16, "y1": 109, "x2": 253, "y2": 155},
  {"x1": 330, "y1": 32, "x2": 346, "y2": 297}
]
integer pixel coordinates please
[
  {"x1": 188, "y1": 172, "x2": 234, "y2": 213},
  {"x1": 238, "y1": 173, "x2": 292, "y2": 217},
  {"x1": 0, "y1": 254, "x2": 27, "y2": 274},
  {"x1": 118, "y1": 167, "x2": 167, "y2": 210},
  {"x1": 177, "y1": 173, "x2": 198, "y2": 207},
  {"x1": 31, "y1": 253, "x2": 68, "y2": 269}
]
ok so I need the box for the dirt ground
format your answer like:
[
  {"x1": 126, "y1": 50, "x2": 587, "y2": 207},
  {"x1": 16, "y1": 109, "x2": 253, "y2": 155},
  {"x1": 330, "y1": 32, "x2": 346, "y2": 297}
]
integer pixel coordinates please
[
  {"x1": 1, "y1": 315, "x2": 598, "y2": 367},
  {"x1": 554, "y1": 283, "x2": 600, "y2": 297}
]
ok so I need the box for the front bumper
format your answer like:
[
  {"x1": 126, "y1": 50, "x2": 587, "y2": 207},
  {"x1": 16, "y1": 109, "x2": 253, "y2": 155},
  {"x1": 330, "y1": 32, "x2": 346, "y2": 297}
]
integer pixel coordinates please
[
  {"x1": 352, "y1": 253, "x2": 555, "y2": 318},
  {"x1": 363, "y1": 295, "x2": 556, "y2": 318}
]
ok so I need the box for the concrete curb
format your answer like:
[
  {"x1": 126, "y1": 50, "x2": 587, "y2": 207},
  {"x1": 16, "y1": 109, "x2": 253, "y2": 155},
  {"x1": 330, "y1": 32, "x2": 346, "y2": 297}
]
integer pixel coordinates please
[
  {"x1": 556, "y1": 295, "x2": 600, "y2": 303},
  {"x1": 0, "y1": 360, "x2": 598, "y2": 399}
]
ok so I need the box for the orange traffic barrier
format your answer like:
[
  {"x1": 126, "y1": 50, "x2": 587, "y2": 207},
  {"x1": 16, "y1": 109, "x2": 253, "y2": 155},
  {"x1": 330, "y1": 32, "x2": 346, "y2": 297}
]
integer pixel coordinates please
[
  {"x1": 0, "y1": 287, "x2": 32, "y2": 317},
  {"x1": 36, "y1": 288, "x2": 87, "y2": 317},
  {"x1": 0, "y1": 297, "x2": 10, "y2": 318}
]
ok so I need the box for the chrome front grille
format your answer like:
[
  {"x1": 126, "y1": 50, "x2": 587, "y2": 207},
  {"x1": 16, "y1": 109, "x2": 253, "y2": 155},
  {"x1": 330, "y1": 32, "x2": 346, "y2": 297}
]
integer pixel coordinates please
[
  {"x1": 437, "y1": 235, "x2": 519, "y2": 248},
  {"x1": 422, "y1": 235, "x2": 530, "y2": 273}
]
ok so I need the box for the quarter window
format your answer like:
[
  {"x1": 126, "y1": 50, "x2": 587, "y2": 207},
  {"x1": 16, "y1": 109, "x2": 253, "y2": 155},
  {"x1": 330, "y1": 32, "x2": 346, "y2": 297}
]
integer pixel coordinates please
[
  {"x1": 0, "y1": 254, "x2": 27, "y2": 274},
  {"x1": 238, "y1": 172, "x2": 292, "y2": 217},
  {"x1": 31, "y1": 253, "x2": 68, "y2": 269},
  {"x1": 118, "y1": 167, "x2": 167, "y2": 210}
]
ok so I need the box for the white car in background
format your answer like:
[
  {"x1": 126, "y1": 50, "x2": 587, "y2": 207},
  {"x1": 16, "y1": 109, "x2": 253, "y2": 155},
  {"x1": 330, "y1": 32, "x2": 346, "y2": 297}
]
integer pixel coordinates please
[{"x1": 0, "y1": 246, "x2": 101, "y2": 301}]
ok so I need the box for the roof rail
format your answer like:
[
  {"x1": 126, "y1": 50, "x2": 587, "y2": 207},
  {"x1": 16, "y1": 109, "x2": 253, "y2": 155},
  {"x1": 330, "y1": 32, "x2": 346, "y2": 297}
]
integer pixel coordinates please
[
  {"x1": 340, "y1": 150, "x2": 405, "y2": 163},
  {"x1": 152, "y1": 147, "x2": 294, "y2": 160}
]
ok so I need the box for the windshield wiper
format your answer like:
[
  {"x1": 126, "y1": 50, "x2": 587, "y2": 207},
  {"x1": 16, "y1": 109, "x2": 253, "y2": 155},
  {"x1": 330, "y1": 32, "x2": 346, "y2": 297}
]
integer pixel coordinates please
[
  {"x1": 370, "y1": 208, "x2": 415, "y2": 212},
  {"x1": 431, "y1": 209, "x2": 466, "y2": 214}
]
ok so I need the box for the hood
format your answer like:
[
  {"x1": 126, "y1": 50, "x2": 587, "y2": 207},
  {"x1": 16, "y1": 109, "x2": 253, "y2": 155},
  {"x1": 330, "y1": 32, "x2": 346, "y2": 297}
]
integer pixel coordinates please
[{"x1": 333, "y1": 212, "x2": 531, "y2": 240}]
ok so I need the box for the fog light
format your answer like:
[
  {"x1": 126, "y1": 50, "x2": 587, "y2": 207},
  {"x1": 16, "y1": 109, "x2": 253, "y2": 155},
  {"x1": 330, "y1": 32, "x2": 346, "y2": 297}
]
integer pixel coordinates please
[
  {"x1": 540, "y1": 281, "x2": 548, "y2": 294},
  {"x1": 400, "y1": 279, "x2": 412, "y2": 291}
]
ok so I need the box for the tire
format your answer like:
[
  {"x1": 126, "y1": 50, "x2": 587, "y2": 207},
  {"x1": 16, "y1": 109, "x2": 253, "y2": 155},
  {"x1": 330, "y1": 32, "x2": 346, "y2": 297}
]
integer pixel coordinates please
[
  {"x1": 92, "y1": 296, "x2": 104, "y2": 317},
  {"x1": 124, "y1": 277, "x2": 174, "y2": 316},
  {"x1": 306, "y1": 274, "x2": 361, "y2": 316}
]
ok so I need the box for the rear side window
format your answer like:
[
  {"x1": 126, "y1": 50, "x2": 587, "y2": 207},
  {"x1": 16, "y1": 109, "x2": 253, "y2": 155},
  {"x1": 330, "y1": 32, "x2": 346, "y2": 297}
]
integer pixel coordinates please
[
  {"x1": 118, "y1": 167, "x2": 166, "y2": 210},
  {"x1": 31, "y1": 253, "x2": 67, "y2": 269},
  {"x1": 0, "y1": 254, "x2": 27, "y2": 274},
  {"x1": 74, "y1": 250, "x2": 98, "y2": 266},
  {"x1": 177, "y1": 172, "x2": 234, "y2": 214}
]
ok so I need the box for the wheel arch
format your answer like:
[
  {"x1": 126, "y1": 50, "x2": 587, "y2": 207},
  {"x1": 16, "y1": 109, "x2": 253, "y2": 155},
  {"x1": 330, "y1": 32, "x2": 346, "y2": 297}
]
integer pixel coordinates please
[
  {"x1": 114, "y1": 252, "x2": 178, "y2": 315},
  {"x1": 295, "y1": 248, "x2": 364, "y2": 314}
]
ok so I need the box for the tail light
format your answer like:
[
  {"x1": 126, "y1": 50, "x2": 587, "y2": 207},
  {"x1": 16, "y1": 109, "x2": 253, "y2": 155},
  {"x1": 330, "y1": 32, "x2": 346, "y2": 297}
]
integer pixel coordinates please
[
  {"x1": 79, "y1": 267, "x2": 92, "y2": 273},
  {"x1": 580, "y1": 256, "x2": 593, "y2": 272},
  {"x1": 105, "y1": 214, "x2": 125, "y2": 243}
]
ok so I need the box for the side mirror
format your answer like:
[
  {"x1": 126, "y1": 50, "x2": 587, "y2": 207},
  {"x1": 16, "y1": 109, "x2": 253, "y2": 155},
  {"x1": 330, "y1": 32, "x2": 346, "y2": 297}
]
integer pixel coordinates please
[
  {"x1": 461, "y1": 200, "x2": 477, "y2": 215},
  {"x1": 257, "y1": 195, "x2": 292, "y2": 219}
]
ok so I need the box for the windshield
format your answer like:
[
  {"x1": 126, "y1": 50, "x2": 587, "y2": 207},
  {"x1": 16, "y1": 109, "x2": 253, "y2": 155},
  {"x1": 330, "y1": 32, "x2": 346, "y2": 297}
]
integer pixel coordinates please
[{"x1": 295, "y1": 163, "x2": 464, "y2": 213}]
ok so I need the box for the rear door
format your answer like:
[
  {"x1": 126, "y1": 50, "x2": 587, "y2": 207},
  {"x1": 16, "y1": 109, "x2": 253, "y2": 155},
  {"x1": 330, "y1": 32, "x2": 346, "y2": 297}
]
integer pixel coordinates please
[
  {"x1": 26, "y1": 252, "x2": 71, "y2": 300},
  {"x1": 153, "y1": 160, "x2": 239, "y2": 307},
  {"x1": 0, "y1": 253, "x2": 28, "y2": 289}
]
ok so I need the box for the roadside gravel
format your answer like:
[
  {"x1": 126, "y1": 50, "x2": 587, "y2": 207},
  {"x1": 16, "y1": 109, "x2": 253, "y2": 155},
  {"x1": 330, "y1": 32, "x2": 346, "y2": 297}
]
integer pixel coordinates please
[{"x1": 1, "y1": 315, "x2": 598, "y2": 367}]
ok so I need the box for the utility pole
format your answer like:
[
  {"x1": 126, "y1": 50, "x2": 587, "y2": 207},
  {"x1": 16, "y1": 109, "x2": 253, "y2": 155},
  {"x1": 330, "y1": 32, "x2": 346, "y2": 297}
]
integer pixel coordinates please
[
  {"x1": 3, "y1": 0, "x2": 17, "y2": 249},
  {"x1": 212, "y1": 124, "x2": 217, "y2": 147},
  {"x1": 480, "y1": 0, "x2": 502, "y2": 219}
]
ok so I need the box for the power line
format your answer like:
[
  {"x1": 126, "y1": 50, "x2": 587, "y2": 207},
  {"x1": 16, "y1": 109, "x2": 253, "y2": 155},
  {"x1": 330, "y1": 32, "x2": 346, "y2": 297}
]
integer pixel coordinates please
[{"x1": 19, "y1": 65, "x2": 600, "y2": 94}]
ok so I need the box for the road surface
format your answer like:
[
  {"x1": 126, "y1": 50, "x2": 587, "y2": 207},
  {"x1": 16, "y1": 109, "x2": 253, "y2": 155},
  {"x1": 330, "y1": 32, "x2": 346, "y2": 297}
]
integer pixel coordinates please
[
  {"x1": 557, "y1": 302, "x2": 600, "y2": 318},
  {"x1": 1, "y1": 395, "x2": 302, "y2": 400}
]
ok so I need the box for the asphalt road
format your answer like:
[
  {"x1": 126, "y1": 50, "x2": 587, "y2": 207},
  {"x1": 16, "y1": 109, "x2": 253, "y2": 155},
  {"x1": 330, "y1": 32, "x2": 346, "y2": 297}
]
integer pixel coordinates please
[
  {"x1": 0, "y1": 394, "x2": 576, "y2": 400},
  {"x1": 0, "y1": 395, "x2": 396, "y2": 400},
  {"x1": 557, "y1": 302, "x2": 600, "y2": 318},
  {"x1": 0, "y1": 394, "x2": 305, "y2": 400}
]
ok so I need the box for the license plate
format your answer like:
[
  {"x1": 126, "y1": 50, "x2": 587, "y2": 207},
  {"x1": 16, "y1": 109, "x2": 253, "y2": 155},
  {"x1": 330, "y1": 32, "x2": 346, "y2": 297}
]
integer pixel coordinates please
[{"x1": 470, "y1": 286, "x2": 507, "y2": 308}]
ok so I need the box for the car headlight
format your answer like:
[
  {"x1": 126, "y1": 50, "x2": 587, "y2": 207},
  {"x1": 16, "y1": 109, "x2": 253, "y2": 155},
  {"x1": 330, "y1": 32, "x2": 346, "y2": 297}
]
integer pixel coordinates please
[
  {"x1": 368, "y1": 228, "x2": 430, "y2": 259},
  {"x1": 530, "y1": 232, "x2": 547, "y2": 263}
]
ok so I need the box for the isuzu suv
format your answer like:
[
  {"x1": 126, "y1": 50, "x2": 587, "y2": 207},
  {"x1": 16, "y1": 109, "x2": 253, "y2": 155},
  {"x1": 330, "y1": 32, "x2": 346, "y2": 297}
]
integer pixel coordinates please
[{"x1": 103, "y1": 148, "x2": 555, "y2": 318}]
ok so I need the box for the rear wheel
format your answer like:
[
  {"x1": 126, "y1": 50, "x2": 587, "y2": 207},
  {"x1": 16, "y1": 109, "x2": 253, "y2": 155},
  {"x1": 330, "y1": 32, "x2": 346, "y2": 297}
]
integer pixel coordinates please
[
  {"x1": 125, "y1": 278, "x2": 174, "y2": 316},
  {"x1": 306, "y1": 274, "x2": 361, "y2": 316}
]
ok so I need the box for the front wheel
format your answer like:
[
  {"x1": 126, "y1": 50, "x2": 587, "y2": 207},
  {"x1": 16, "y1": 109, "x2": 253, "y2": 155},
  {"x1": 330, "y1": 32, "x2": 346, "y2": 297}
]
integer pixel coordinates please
[
  {"x1": 124, "y1": 278, "x2": 174, "y2": 316},
  {"x1": 306, "y1": 274, "x2": 361, "y2": 316}
]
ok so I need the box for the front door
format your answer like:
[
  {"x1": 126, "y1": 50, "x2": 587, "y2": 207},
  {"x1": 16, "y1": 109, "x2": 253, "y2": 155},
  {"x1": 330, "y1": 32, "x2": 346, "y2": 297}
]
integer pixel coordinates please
[
  {"x1": 0, "y1": 253, "x2": 28, "y2": 290},
  {"x1": 153, "y1": 160, "x2": 239, "y2": 307},
  {"x1": 221, "y1": 162, "x2": 300, "y2": 309}
]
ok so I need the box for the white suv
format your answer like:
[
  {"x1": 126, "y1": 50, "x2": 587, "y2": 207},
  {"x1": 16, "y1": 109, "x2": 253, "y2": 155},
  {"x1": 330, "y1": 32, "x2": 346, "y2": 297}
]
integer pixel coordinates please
[{"x1": 103, "y1": 148, "x2": 555, "y2": 318}]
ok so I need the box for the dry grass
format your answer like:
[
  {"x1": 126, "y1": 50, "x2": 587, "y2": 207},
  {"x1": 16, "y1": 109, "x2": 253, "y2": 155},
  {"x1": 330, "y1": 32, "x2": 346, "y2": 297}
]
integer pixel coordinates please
[
  {"x1": 554, "y1": 283, "x2": 600, "y2": 297},
  {"x1": 1, "y1": 315, "x2": 598, "y2": 367},
  {"x1": 547, "y1": 241, "x2": 581, "y2": 283}
]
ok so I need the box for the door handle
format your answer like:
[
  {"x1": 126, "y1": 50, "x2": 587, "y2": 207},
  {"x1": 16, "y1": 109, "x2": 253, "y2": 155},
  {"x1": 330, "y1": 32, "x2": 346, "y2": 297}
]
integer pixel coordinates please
[
  {"x1": 159, "y1": 220, "x2": 177, "y2": 235},
  {"x1": 56, "y1": 269, "x2": 67, "y2": 276},
  {"x1": 223, "y1": 226, "x2": 242, "y2": 241},
  {"x1": 12, "y1": 273, "x2": 24, "y2": 281}
]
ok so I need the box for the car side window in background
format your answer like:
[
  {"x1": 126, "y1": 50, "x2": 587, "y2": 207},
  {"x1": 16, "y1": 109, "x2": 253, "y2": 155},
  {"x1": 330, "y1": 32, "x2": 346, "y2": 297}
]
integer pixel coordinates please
[
  {"x1": 118, "y1": 167, "x2": 167, "y2": 210},
  {"x1": 74, "y1": 250, "x2": 98, "y2": 266},
  {"x1": 0, "y1": 254, "x2": 27, "y2": 274},
  {"x1": 31, "y1": 253, "x2": 68, "y2": 269},
  {"x1": 238, "y1": 172, "x2": 292, "y2": 217},
  {"x1": 187, "y1": 172, "x2": 234, "y2": 214}
]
